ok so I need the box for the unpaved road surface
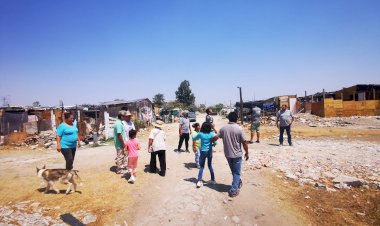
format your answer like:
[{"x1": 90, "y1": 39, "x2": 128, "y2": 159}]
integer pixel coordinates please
[
  {"x1": 1, "y1": 114, "x2": 379, "y2": 225},
  {"x1": 0, "y1": 115, "x2": 309, "y2": 225}
]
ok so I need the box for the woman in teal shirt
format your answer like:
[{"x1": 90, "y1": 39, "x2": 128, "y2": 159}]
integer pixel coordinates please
[
  {"x1": 56, "y1": 112, "x2": 80, "y2": 170},
  {"x1": 192, "y1": 122, "x2": 218, "y2": 188}
]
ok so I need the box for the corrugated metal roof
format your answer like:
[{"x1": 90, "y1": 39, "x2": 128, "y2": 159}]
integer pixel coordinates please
[{"x1": 100, "y1": 98, "x2": 152, "y2": 106}]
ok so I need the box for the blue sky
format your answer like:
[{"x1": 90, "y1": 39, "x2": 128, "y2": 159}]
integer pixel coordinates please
[{"x1": 1, "y1": 0, "x2": 379, "y2": 107}]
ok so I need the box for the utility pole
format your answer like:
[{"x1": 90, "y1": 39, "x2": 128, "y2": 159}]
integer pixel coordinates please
[{"x1": 237, "y1": 86, "x2": 243, "y2": 125}]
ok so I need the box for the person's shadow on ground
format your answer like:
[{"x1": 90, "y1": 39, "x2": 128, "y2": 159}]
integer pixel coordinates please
[
  {"x1": 109, "y1": 166, "x2": 117, "y2": 173},
  {"x1": 174, "y1": 148, "x2": 187, "y2": 153},
  {"x1": 184, "y1": 162, "x2": 197, "y2": 170},
  {"x1": 60, "y1": 213, "x2": 85, "y2": 226},
  {"x1": 268, "y1": 143, "x2": 280, "y2": 146},
  {"x1": 144, "y1": 164, "x2": 160, "y2": 174},
  {"x1": 183, "y1": 177, "x2": 230, "y2": 193}
]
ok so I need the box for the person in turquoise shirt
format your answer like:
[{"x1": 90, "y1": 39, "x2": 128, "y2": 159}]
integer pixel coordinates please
[
  {"x1": 56, "y1": 112, "x2": 80, "y2": 170},
  {"x1": 192, "y1": 122, "x2": 218, "y2": 188},
  {"x1": 113, "y1": 110, "x2": 127, "y2": 174}
]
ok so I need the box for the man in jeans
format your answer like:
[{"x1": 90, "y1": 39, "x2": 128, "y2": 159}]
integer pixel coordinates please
[
  {"x1": 214, "y1": 112, "x2": 249, "y2": 197},
  {"x1": 276, "y1": 104, "x2": 294, "y2": 146}
]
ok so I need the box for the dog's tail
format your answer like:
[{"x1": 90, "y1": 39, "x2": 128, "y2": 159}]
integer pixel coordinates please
[{"x1": 71, "y1": 170, "x2": 83, "y2": 186}]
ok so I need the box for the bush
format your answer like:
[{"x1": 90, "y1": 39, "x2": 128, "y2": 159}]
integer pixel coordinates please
[{"x1": 133, "y1": 119, "x2": 147, "y2": 131}]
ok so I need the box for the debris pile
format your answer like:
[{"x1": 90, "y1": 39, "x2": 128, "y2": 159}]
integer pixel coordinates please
[
  {"x1": 245, "y1": 139, "x2": 380, "y2": 191},
  {"x1": 259, "y1": 113, "x2": 353, "y2": 127},
  {"x1": 23, "y1": 130, "x2": 57, "y2": 149},
  {"x1": 0, "y1": 201, "x2": 97, "y2": 225},
  {"x1": 294, "y1": 113, "x2": 353, "y2": 127}
]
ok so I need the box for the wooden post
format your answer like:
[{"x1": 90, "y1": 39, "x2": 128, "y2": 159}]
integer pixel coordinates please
[
  {"x1": 238, "y1": 87, "x2": 243, "y2": 125},
  {"x1": 374, "y1": 89, "x2": 376, "y2": 100},
  {"x1": 323, "y1": 89, "x2": 325, "y2": 100}
]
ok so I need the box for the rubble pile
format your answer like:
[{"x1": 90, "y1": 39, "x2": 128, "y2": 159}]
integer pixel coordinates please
[
  {"x1": 294, "y1": 113, "x2": 353, "y2": 127},
  {"x1": 245, "y1": 139, "x2": 380, "y2": 191},
  {"x1": 0, "y1": 201, "x2": 97, "y2": 225},
  {"x1": 23, "y1": 130, "x2": 56, "y2": 149},
  {"x1": 259, "y1": 113, "x2": 353, "y2": 127}
]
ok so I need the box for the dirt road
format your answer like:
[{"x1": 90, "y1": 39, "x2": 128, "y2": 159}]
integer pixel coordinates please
[
  {"x1": 3, "y1": 114, "x2": 380, "y2": 225},
  {"x1": 130, "y1": 115, "x2": 308, "y2": 225},
  {"x1": 0, "y1": 115, "x2": 310, "y2": 225}
]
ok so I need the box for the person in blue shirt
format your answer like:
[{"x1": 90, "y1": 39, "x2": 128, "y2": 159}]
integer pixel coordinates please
[
  {"x1": 56, "y1": 112, "x2": 80, "y2": 170},
  {"x1": 192, "y1": 122, "x2": 218, "y2": 188}
]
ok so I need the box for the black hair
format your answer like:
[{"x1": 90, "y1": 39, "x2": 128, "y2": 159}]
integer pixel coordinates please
[
  {"x1": 192, "y1": 123, "x2": 200, "y2": 128},
  {"x1": 200, "y1": 122, "x2": 212, "y2": 133},
  {"x1": 64, "y1": 112, "x2": 73, "y2": 120},
  {"x1": 129, "y1": 129, "x2": 137, "y2": 139},
  {"x1": 227, "y1": 112, "x2": 238, "y2": 123},
  {"x1": 206, "y1": 108, "x2": 211, "y2": 114}
]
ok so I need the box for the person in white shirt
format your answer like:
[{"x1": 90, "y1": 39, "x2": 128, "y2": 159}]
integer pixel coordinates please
[
  {"x1": 122, "y1": 110, "x2": 136, "y2": 141},
  {"x1": 148, "y1": 120, "x2": 166, "y2": 176}
]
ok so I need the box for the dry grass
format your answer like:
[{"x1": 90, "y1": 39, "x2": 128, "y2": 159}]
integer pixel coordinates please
[{"x1": 244, "y1": 125, "x2": 380, "y2": 144}]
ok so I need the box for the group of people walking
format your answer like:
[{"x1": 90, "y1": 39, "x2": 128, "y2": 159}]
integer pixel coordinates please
[
  {"x1": 113, "y1": 110, "x2": 167, "y2": 182},
  {"x1": 190, "y1": 109, "x2": 248, "y2": 197},
  {"x1": 54, "y1": 105, "x2": 295, "y2": 197}
]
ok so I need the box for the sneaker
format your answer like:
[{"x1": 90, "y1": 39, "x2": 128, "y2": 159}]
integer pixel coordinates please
[
  {"x1": 228, "y1": 190, "x2": 240, "y2": 197},
  {"x1": 196, "y1": 180, "x2": 203, "y2": 188},
  {"x1": 255, "y1": 140, "x2": 260, "y2": 143},
  {"x1": 128, "y1": 176, "x2": 135, "y2": 184},
  {"x1": 208, "y1": 180, "x2": 217, "y2": 185},
  {"x1": 289, "y1": 143, "x2": 293, "y2": 146},
  {"x1": 279, "y1": 143, "x2": 283, "y2": 146},
  {"x1": 238, "y1": 179, "x2": 243, "y2": 189},
  {"x1": 248, "y1": 141, "x2": 254, "y2": 144}
]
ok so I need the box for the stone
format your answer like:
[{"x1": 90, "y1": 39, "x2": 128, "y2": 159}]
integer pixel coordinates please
[
  {"x1": 322, "y1": 172, "x2": 336, "y2": 178},
  {"x1": 326, "y1": 187, "x2": 337, "y2": 192},
  {"x1": 44, "y1": 142, "x2": 53, "y2": 148},
  {"x1": 231, "y1": 216, "x2": 240, "y2": 224},
  {"x1": 285, "y1": 172, "x2": 298, "y2": 180},
  {"x1": 333, "y1": 175, "x2": 365, "y2": 188},
  {"x1": 315, "y1": 182, "x2": 326, "y2": 189},
  {"x1": 82, "y1": 213, "x2": 97, "y2": 224}
]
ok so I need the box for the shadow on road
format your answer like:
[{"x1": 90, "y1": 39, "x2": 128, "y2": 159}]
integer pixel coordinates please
[
  {"x1": 183, "y1": 177, "x2": 230, "y2": 193},
  {"x1": 36, "y1": 188, "x2": 81, "y2": 195},
  {"x1": 268, "y1": 143, "x2": 280, "y2": 146},
  {"x1": 109, "y1": 166, "x2": 117, "y2": 173},
  {"x1": 60, "y1": 213, "x2": 85, "y2": 226},
  {"x1": 184, "y1": 162, "x2": 197, "y2": 170}
]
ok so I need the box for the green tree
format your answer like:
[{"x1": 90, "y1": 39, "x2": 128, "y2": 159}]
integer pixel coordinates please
[
  {"x1": 32, "y1": 101, "x2": 41, "y2": 107},
  {"x1": 164, "y1": 101, "x2": 183, "y2": 110},
  {"x1": 198, "y1": 104, "x2": 206, "y2": 113},
  {"x1": 212, "y1": 103, "x2": 224, "y2": 113},
  {"x1": 153, "y1": 93, "x2": 165, "y2": 107},
  {"x1": 175, "y1": 80, "x2": 195, "y2": 107},
  {"x1": 188, "y1": 104, "x2": 198, "y2": 112}
]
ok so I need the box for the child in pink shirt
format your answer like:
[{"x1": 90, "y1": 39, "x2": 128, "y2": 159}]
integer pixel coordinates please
[{"x1": 125, "y1": 129, "x2": 140, "y2": 183}]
